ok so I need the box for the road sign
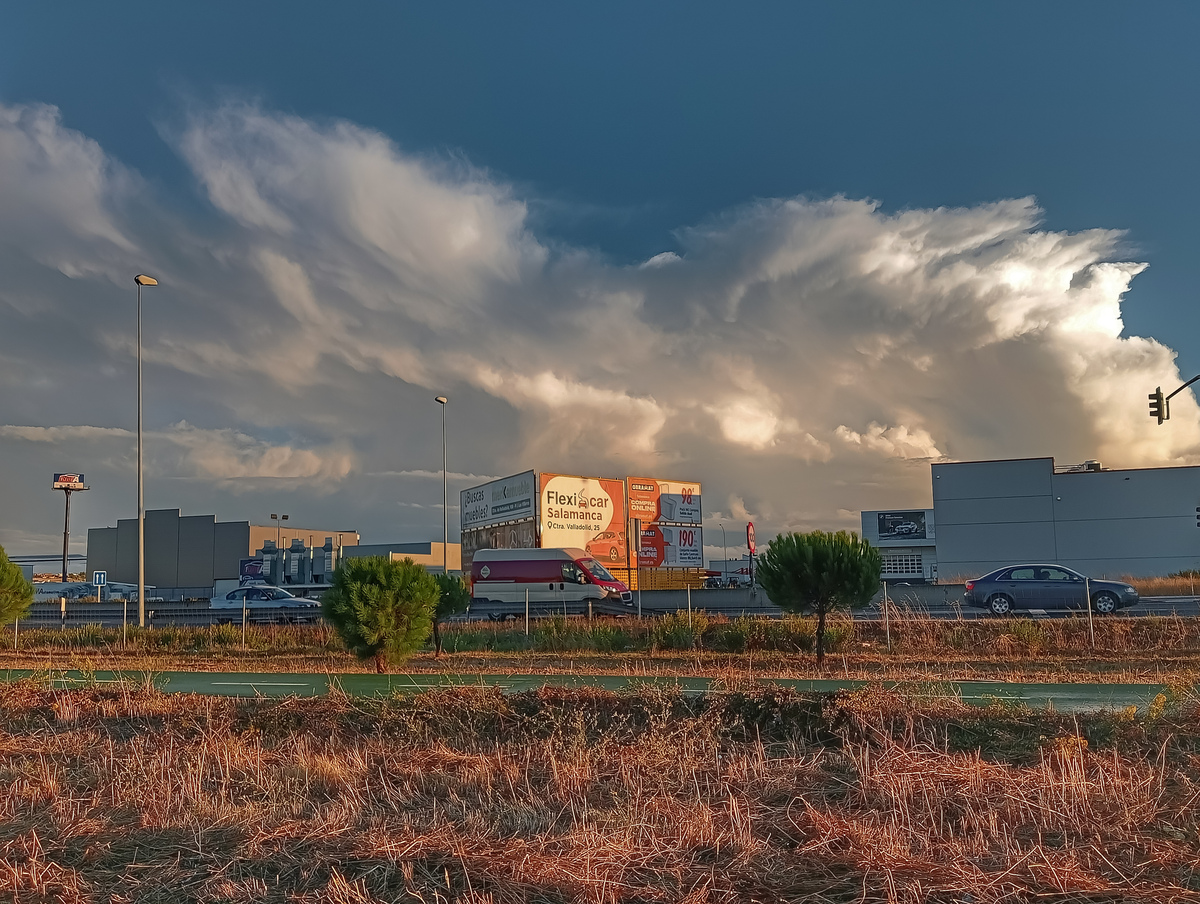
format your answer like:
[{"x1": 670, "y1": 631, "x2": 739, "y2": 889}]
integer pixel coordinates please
[
  {"x1": 92, "y1": 571, "x2": 107, "y2": 586},
  {"x1": 746, "y1": 522, "x2": 756, "y2": 555}
]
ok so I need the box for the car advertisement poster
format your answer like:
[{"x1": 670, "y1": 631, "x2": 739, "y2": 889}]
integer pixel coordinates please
[
  {"x1": 637, "y1": 522, "x2": 703, "y2": 567},
  {"x1": 539, "y1": 473, "x2": 628, "y2": 565},
  {"x1": 239, "y1": 558, "x2": 267, "y2": 586},
  {"x1": 460, "y1": 470, "x2": 537, "y2": 531},
  {"x1": 877, "y1": 511, "x2": 928, "y2": 541},
  {"x1": 626, "y1": 478, "x2": 702, "y2": 525}
]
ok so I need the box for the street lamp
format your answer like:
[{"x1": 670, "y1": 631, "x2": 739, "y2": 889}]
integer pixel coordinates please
[
  {"x1": 270, "y1": 514, "x2": 288, "y2": 584},
  {"x1": 435, "y1": 396, "x2": 448, "y2": 574},
  {"x1": 134, "y1": 274, "x2": 157, "y2": 627},
  {"x1": 719, "y1": 522, "x2": 728, "y2": 588}
]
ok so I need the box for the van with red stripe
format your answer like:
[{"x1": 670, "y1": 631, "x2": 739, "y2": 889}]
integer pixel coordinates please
[{"x1": 470, "y1": 547, "x2": 633, "y2": 616}]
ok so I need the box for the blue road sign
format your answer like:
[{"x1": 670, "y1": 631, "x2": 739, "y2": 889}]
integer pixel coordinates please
[{"x1": 92, "y1": 571, "x2": 107, "y2": 586}]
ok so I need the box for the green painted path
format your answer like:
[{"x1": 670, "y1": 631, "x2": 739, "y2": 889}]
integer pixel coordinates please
[{"x1": 1, "y1": 669, "x2": 1166, "y2": 713}]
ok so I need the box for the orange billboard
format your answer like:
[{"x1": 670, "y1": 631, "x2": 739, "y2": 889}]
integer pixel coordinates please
[{"x1": 538, "y1": 473, "x2": 628, "y2": 566}]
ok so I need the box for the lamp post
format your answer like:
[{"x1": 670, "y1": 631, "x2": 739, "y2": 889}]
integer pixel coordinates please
[
  {"x1": 270, "y1": 513, "x2": 288, "y2": 582},
  {"x1": 719, "y1": 522, "x2": 728, "y2": 588},
  {"x1": 134, "y1": 274, "x2": 157, "y2": 627},
  {"x1": 435, "y1": 396, "x2": 448, "y2": 574}
]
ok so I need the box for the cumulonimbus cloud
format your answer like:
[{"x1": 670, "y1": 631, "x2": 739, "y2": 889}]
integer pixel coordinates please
[{"x1": 1, "y1": 99, "x2": 1198, "y2": 550}]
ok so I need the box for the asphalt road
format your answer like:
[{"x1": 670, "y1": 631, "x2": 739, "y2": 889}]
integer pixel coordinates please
[
  {"x1": 17, "y1": 590, "x2": 1200, "y2": 628},
  {"x1": 0, "y1": 668, "x2": 1169, "y2": 713}
]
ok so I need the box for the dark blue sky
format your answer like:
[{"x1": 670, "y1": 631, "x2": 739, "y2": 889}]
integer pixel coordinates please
[{"x1": 5, "y1": 1, "x2": 1199, "y2": 374}]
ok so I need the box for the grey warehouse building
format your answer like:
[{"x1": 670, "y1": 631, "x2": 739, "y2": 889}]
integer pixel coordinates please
[
  {"x1": 87, "y1": 509, "x2": 251, "y2": 596},
  {"x1": 933, "y1": 457, "x2": 1200, "y2": 578}
]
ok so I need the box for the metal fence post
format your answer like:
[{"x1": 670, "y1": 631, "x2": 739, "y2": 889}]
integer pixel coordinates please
[
  {"x1": 525, "y1": 589, "x2": 530, "y2": 636},
  {"x1": 60, "y1": 596, "x2": 66, "y2": 631},
  {"x1": 883, "y1": 580, "x2": 891, "y2": 652},
  {"x1": 1085, "y1": 577, "x2": 1095, "y2": 649},
  {"x1": 687, "y1": 584, "x2": 692, "y2": 627}
]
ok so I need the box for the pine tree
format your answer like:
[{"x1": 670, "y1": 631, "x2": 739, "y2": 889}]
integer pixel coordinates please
[
  {"x1": 756, "y1": 530, "x2": 881, "y2": 669},
  {"x1": 0, "y1": 544, "x2": 34, "y2": 624},
  {"x1": 321, "y1": 556, "x2": 438, "y2": 673}
]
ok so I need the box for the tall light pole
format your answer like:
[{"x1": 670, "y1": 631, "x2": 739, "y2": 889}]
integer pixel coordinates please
[
  {"x1": 719, "y1": 522, "x2": 728, "y2": 587},
  {"x1": 435, "y1": 396, "x2": 448, "y2": 574},
  {"x1": 271, "y1": 513, "x2": 288, "y2": 583},
  {"x1": 134, "y1": 274, "x2": 157, "y2": 627}
]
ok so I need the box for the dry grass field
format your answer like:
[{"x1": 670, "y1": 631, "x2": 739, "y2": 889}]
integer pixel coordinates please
[
  {"x1": 0, "y1": 679, "x2": 1198, "y2": 903},
  {"x1": 3, "y1": 614, "x2": 1200, "y2": 683}
]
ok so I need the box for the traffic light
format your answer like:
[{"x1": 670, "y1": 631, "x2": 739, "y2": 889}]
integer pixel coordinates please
[{"x1": 1149, "y1": 387, "x2": 1168, "y2": 425}]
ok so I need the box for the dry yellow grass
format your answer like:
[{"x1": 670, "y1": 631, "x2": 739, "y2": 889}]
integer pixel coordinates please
[{"x1": 0, "y1": 681, "x2": 1197, "y2": 902}]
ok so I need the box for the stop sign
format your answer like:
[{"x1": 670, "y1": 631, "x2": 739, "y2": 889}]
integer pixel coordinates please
[{"x1": 746, "y1": 521, "x2": 756, "y2": 555}]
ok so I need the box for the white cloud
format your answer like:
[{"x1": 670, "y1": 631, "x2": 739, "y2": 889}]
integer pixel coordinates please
[
  {"x1": 2, "y1": 99, "x2": 1199, "y2": 553},
  {"x1": 0, "y1": 422, "x2": 354, "y2": 485},
  {"x1": 834, "y1": 423, "x2": 944, "y2": 460}
]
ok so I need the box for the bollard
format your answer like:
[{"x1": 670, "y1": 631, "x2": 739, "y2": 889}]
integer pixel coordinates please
[{"x1": 60, "y1": 596, "x2": 66, "y2": 631}]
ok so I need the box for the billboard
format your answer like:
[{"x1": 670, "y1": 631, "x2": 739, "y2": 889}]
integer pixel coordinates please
[
  {"x1": 627, "y1": 478, "x2": 702, "y2": 525},
  {"x1": 877, "y1": 511, "x2": 928, "y2": 541},
  {"x1": 461, "y1": 470, "x2": 536, "y2": 531},
  {"x1": 52, "y1": 473, "x2": 86, "y2": 490},
  {"x1": 539, "y1": 473, "x2": 628, "y2": 565},
  {"x1": 460, "y1": 518, "x2": 537, "y2": 563},
  {"x1": 637, "y1": 522, "x2": 703, "y2": 567},
  {"x1": 239, "y1": 557, "x2": 267, "y2": 586}
]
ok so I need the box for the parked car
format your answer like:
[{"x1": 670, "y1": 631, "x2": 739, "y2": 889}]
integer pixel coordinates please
[{"x1": 963, "y1": 564, "x2": 1138, "y2": 616}]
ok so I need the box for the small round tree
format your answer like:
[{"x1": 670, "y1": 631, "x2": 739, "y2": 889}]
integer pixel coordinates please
[
  {"x1": 431, "y1": 572, "x2": 470, "y2": 657},
  {"x1": 322, "y1": 556, "x2": 438, "y2": 673},
  {"x1": 0, "y1": 544, "x2": 34, "y2": 624},
  {"x1": 756, "y1": 530, "x2": 881, "y2": 669}
]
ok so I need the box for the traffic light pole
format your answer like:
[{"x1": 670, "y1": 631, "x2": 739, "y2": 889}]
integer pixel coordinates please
[{"x1": 1150, "y1": 374, "x2": 1200, "y2": 424}]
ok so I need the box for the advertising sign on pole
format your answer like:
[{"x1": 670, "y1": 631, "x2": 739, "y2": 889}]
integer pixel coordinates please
[
  {"x1": 539, "y1": 473, "x2": 628, "y2": 565},
  {"x1": 460, "y1": 470, "x2": 537, "y2": 531},
  {"x1": 52, "y1": 473, "x2": 86, "y2": 490},
  {"x1": 627, "y1": 478, "x2": 702, "y2": 525},
  {"x1": 747, "y1": 522, "x2": 756, "y2": 555}
]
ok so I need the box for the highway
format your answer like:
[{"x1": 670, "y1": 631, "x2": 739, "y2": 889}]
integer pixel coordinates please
[
  {"x1": 17, "y1": 589, "x2": 1200, "y2": 628},
  {"x1": 0, "y1": 668, "x2": 1169, "y2": 713}
]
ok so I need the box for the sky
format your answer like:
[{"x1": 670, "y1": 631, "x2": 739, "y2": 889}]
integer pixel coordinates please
[{"x1": 2, "y1": 3, "x2": 1200, "y2": 561}]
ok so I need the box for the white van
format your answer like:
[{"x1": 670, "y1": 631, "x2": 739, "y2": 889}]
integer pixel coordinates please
[{"x1": 470, "y1": 547, "x2": 633, "y2": 617}]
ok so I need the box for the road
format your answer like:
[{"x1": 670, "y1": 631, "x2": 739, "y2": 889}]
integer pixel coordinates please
[
  {"x1": 0, "y1": 668, "x2": 1168, "y2": 713},
  {"x1": 18, "y1": 590, "x2": 1200, "y2": 628}
]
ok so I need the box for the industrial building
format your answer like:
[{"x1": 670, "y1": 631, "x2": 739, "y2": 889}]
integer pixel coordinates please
[
  {"x1": 87, "y1": 509, "x2": 359, "y2": 598},
  {"x1": 862, "y1": 457, "x2": 1200, "y2": 581},
  {"x1": 857, "y1": 509, "x2": 938, "y2": 582},
  {"x1": 341, "y1": 541, "x2": 461, "y2": 573}
]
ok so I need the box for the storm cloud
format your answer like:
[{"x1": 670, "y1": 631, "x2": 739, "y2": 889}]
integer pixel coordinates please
[{"x1": 1, "y1": 100, "x2": 1196, "y2": 555}]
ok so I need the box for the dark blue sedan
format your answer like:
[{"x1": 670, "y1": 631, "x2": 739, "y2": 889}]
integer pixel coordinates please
[{"x1": 964, "y1": 564, "x2": 1139, "y2": 616}]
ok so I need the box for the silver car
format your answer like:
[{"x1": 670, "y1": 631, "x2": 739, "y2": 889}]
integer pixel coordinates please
[{"x1": 963, "y1": 564, "x2": 1139, "y2": 616}]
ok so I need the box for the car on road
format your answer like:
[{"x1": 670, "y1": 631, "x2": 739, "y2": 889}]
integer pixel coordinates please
[
  {"x1": 963, "y1": 564, "x2": 1138, "y2": 616},
  {"x1": 210, "y1": 585, "x2": 321, "y2": 623}
]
